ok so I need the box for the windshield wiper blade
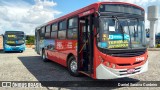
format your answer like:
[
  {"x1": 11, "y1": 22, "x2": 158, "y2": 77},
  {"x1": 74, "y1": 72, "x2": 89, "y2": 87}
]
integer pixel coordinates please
[
  {"x1": 127, "y1": 19, "x2": 132, "y2": 49},
  {"x1": 112, "y1": 16, "x2": 125, "y2": 41}
]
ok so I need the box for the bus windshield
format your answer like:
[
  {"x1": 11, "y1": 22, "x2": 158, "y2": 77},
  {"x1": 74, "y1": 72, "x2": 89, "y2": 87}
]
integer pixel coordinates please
[
  {"x1": 5, "y1": 32, "x2": 25, "y2": 45},
  {"x1": 97, "y1": 17, "x2": 146, "y2": 49}
]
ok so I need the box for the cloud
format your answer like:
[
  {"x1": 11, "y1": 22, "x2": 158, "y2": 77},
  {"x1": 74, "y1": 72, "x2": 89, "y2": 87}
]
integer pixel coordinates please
[
  {"x1": 21, "y1": 0, "x2": 60, "y2": 24},
  {"x1": 35, "y1": 0, "x2": 57, "y2": 7},
  {"x1": 0, "y1": 0, "x2": 61, "y2": 35}
]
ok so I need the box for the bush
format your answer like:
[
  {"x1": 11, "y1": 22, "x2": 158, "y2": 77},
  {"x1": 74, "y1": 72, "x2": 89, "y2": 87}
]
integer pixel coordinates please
[{"x1": 156, "y1": 44, "x2": 160, "y2": 48}]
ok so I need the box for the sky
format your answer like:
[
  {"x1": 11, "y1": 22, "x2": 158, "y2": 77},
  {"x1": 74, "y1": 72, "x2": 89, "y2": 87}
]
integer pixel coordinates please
[{"x1": 0, "y1": 0, "x2": 160, "y2": 35}]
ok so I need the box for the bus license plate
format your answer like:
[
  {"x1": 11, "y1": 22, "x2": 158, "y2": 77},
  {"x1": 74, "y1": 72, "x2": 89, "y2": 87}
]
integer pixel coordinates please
[
  {"x1": 13, "y1": 46, "x2": 17, "y2": 48},
  {"x1": 127, "y1": 69, "x2": 135, "y2": 74}
]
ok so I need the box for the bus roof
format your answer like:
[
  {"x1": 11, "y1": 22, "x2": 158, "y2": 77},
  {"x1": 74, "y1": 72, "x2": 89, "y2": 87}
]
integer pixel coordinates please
[
  {"x1": 5, "y1": 31, "x2": 24, "y2": 33},
  {"x1": 5, "y1": 31, "x2": 24, "y2": 32},
  {"x1": 36, "y1": 2, "x2": 144, "y2": 29},
  {"x1": 4, "y1": 31, "x2": 24, "y2": 34}
]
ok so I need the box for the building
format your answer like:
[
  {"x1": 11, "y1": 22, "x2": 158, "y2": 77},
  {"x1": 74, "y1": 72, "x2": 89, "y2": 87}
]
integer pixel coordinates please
[{"x1": 0, "y1": 35, "x2": 3, "y2": 50}]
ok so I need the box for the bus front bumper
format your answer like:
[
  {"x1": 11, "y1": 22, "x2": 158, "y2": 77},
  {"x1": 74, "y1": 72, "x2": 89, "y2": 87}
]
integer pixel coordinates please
[
  {"x1": 4, "y1": 46, "x2": 25, "y2": 52},
  {"x1": 96, "y1": 60, "x2": 148, "y2": 79}
]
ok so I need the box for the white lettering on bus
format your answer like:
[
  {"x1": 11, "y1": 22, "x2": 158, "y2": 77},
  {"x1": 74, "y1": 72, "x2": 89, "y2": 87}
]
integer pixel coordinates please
[
  {"x1": 67, "y1": 42, "x2": 72, "y2": 49},
  {"x1": 83, "y1": 11, "x2": 90, "y2": 15},
  {"x1": 136, "y1": 57, "x2": 145, "y2": 62},
  {"x1": 57, "y1": 42, "x2": 63, "y2": 49}
]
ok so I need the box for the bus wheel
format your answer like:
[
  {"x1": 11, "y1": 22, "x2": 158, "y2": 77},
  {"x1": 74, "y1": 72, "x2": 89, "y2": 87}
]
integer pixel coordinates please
[
  {"x1": 68, "y1": 56, "x2": 79, "y2": 76},
  {"x1": 20, "y1": 51, "x2": 23, "y2": 53},
  {"x1": 42, "y1": 50, "x2": 49, "y2": 62}
]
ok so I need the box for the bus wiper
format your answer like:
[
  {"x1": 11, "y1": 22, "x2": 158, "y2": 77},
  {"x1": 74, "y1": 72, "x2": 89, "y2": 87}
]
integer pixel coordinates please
[{"x1": 113, "y1": 16, "x2": 125, "y2": 41}]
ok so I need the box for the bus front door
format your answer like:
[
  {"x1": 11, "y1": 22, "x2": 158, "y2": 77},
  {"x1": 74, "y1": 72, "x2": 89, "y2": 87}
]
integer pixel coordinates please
[
  {"x1": 36, "y1": 29, "x2": 41, "y2": 54},
  {"x1": 78, "y1": 15, "x2": 94, "y2": 75}
]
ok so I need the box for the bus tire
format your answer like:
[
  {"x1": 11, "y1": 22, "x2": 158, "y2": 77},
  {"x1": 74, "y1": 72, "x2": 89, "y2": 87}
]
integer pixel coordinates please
[
  {"x1": 68, "y1": 56, "x2": 80, "y2": 76},
  {"x1": 42, "y1": 50, "x2": 49, "y2": 62},
  {"x1": 20, "y1": 51, "x2": 23, "y2": 53}
]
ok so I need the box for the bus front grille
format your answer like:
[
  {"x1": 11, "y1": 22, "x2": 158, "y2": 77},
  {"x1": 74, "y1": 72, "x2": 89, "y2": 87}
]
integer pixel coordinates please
[
  {"x1": 118, "y1": 67, "x2": 141, "y2": 76},
  {"x1": 133, "y1": 61, "x2": 143, "y2": 65},
  {"x1": 111, "y1": 51, "x2": 145, "y2": 57},
  {"x1": 117, "y1": 61, "x2": 143, "y2": 67},
  {"x1": 119, "y1": 71, "x2": 140, "y2": 76},
  {"x1": 117, "y1": 63, "x2": 131, "y2": 66}
]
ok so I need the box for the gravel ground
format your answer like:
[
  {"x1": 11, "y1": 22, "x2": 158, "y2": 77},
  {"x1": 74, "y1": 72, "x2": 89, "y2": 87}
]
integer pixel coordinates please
[{"x1": 0, "y1": 48, "x2": 160, "y2": 90}]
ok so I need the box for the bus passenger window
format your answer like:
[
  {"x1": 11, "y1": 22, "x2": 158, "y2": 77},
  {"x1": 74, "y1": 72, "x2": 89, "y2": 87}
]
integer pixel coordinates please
[
  {"x1": 59, "y1": 20, "x2": 66, "y2": 30},
  {"x1": 39, "y1": 27, "x2": 45, "y2": 39},
  {"x1": 52, "y1": 23, "x2": 58, "y2": 31},
  {"x1": 68, "y1": 29, "x2": 77, "y2": 39},
  {"x1": 68, "y1": 17, "x2": 78, "y2": 28},
  {"x1": 51, "y1": 31, "x2": 57, "y2": 39},
  {"x1": 68, "y1": 17, "x2": 78, "y2": 39},
  {"x1": 41, "y1": 27, "x2": 45, "y2": 34},
  {"x1": 51, "y1": 23, "x2": 58, "y2": 39},
  {"x1": 58, "y1": 20, "x2": 67, "y2": 39},
  {"x1": 46, "y1": 25, "x2": 51, "y2": 33},
  {"x1": 58, "y1": 30, "x2": 66, "y2": 39},
  {"x1": 45, "y1": 32, "x2": 50, "y2": 39}
]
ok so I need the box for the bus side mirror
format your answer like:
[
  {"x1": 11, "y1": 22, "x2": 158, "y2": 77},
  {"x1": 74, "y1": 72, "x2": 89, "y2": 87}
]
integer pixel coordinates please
[
  {"x1": 93, "y1": 17, "x2": 100, "y2": 37},
  {"x1": 24, "y1": 34, "x2": 26, "y2": 40},
  {"x1": 94, "y1": 17, "x2": 99, "y2": 28}
]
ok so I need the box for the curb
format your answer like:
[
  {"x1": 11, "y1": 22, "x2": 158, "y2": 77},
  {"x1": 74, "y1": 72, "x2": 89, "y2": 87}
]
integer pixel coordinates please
[
  {"x1": 26, "y1": 47, "x2": 35, "y2": 49},
  {"x1": 147, "y1": 48, "x2": 160, "y2": 51}
]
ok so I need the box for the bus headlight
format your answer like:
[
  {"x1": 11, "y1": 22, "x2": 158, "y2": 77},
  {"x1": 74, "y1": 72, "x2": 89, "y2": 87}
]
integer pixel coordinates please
[
  {"x1": 21, "y1": 44, "x2": 24, "y2": 47},
  {"x1": 5, "y1": 44, "x2": 10, "y2": 48},
  {"x1": 99, "y1": 56, "x2": 104, "y2": 62},
  {"x1": 106, "y1": 62, "x2": 110, "y2": 67},
  {"x1": 20, "y1": 44, "x2": 25, "y2": 47},
  {"x1": 112, "y1": 64, "x2": 116, "y2": 69}
]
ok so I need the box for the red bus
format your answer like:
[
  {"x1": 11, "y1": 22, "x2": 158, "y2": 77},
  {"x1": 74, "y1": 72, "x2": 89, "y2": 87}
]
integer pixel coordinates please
[{"x1": 35, "y1": 2, "x2": 148, "y2": 79}]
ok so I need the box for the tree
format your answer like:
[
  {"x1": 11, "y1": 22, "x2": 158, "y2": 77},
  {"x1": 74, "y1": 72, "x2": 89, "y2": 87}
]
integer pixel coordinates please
[{"x1": 26, "y1": 35, "x2": 35, "y2": 45}]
